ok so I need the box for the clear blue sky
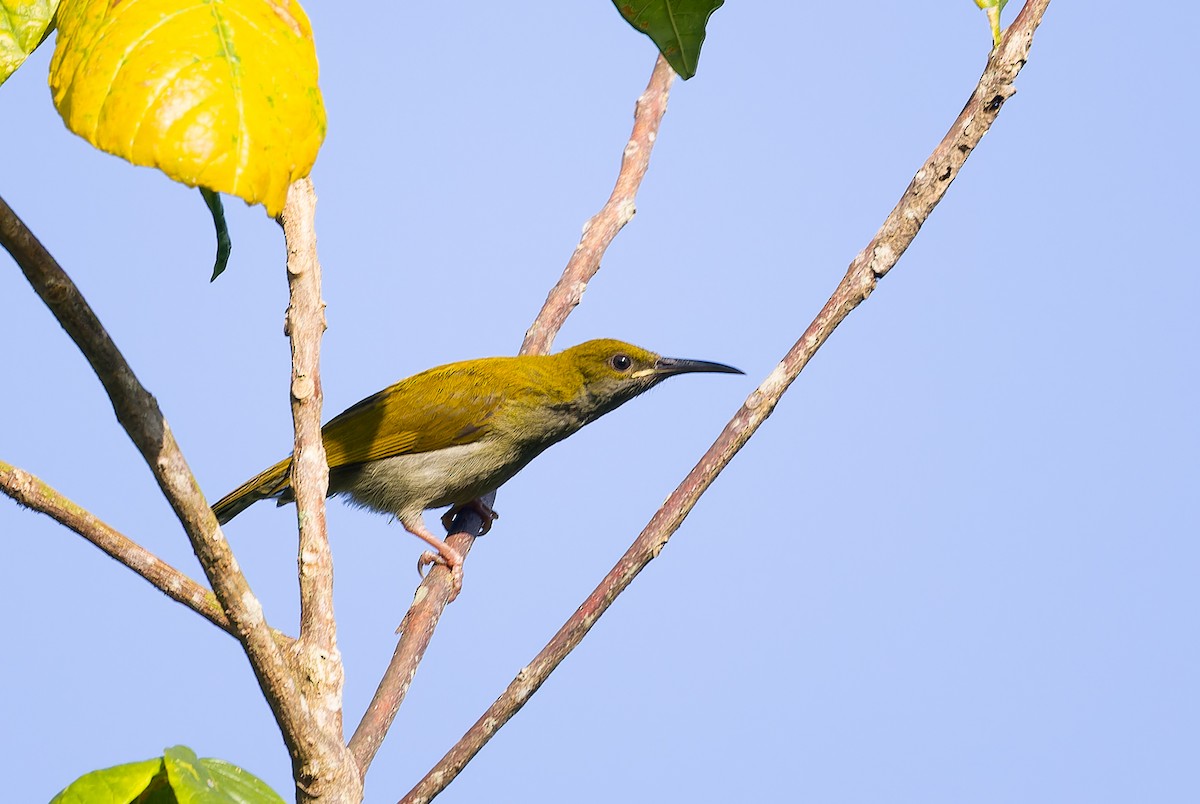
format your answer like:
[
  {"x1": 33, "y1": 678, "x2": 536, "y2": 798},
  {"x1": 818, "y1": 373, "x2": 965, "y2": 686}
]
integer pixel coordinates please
[{"x1": 3, "y1": 3, "x2": 1197, "y2": 802}]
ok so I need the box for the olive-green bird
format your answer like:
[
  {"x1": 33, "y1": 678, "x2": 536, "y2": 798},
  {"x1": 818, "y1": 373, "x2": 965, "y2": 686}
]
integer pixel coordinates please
[{"x1": 212, "y1": 339, "x2": 742, "y2": 589}]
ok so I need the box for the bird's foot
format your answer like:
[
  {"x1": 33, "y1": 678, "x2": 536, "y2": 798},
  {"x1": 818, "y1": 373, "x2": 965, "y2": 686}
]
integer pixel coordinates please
[
  {"x1": 441, "y1": 498, "x2": 500, "y2": 536},
  {"x1": 417, "y1": 544, "x2": 464, "y2": 597}
]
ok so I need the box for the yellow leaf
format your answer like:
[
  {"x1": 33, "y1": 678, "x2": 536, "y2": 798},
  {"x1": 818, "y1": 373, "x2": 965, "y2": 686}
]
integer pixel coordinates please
[
  {"x1": 49, "y1": 0, "x2": 325, "y2": 216},
  {"x1": 0, "y1": 0, "x2": 59, "y2": 85}
]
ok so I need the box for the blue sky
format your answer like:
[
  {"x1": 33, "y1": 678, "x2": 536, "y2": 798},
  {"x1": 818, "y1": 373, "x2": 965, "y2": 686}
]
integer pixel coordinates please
[{"x1": 3, "y1": 3, "x2": 1197, "y2": 802}]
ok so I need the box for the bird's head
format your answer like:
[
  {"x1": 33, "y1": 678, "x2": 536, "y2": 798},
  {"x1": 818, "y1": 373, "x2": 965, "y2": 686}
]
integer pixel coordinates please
[{"x1": 557, "y1": 338, "x2": 743, "y2": 421}]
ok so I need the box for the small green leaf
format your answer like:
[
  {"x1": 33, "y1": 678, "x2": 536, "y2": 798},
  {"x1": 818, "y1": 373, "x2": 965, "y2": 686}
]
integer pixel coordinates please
[
  {"x1": 0, "y1": 0, "x2": 59, "y2": 85},
  {"x1": 611, "y1": 0, "x2": 724, "y2": 80},
  {"x1": 202, "y1": 188, "x2": 232, "y2": 281},
  {"x1": 49, "y1": 758, "x2": 166, "y2": 804}
]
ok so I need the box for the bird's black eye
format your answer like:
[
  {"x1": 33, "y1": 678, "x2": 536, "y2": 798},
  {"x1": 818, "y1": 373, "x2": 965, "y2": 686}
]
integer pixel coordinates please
[{"x1": 611, "y1": 354, "x2": 633, "y2": 371}]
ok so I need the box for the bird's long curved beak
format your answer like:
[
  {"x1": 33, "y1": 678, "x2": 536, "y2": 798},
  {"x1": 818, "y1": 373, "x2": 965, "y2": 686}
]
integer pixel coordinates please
[{"x1": 653, "y1": 356, "x2": 744, "y2": 377}]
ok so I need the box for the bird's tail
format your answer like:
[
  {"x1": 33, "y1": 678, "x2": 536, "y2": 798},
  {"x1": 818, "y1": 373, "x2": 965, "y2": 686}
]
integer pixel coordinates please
[{"x1": 212, "y1": 456, "x2": 294, "y2": 524}]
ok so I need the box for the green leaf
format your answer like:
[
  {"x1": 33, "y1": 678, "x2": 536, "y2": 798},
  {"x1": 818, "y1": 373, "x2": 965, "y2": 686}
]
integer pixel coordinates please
[
  {"x1": 49, "y1": 758, "x2": 166, "y2": 804},
  {"x1": 201, "y1": 188, "x2": 232, "y2": 281},
  {"x1": 49, "y1": 747, "x2": 284, "y2": 804},
  {"x1": 197, "y1": 758, "x2": 287, "y2": 804},
  {"x1": 163, "y1": 746, "x2": 285, "y2": 804},
  {"x1": 49, "y1": 0, "x2": 326, "y2": 216},
  {"x1": 0, "y1": 0, "x2": 59, "y2": 85},
  {"x1": 611, "y1": 0, "x2": 724, "y2": 80}
]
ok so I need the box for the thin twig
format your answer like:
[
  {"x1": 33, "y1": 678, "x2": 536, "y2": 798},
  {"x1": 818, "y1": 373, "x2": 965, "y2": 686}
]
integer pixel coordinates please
[
  {"x1": 347, "y1": 497, "x2": 490, "y2": 772},
  {"x1": 0, "y1": 192, "x2": 313, "y2": 767},
  {"x1": 521, "y1": 53, "x2": 676, "y2": 356},
  {"x1": 401, "y1": 3, "x2": 1052, "y2": 801},
  {"x1": 0, "y1": 460, "x2": 231, "y2": 633},
  {"x1": 349, "y1": 54, "x2": 678, "y2": 778}
]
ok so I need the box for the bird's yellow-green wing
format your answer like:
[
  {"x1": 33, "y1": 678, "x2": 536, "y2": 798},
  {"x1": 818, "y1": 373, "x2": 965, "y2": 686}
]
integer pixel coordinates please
[
  {"x1": 321, "y1": 360, "x2": 508, "y2": 469},
  {"x1": 212, "y1": 358, "x2": 517, "y2": 523}
]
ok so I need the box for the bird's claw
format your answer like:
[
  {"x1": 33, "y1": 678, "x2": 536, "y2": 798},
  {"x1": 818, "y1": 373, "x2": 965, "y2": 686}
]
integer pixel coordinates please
[
  {"x1": 416, "y1": 550, "x2": 441, "y2": 578},
  {"x1": 417, "y1": 547, "x2": 464, "y2": 596}
]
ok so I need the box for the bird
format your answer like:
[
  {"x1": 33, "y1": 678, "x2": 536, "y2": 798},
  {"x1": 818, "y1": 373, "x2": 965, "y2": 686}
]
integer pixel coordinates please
[{"x1": 212, "y1": 338, "x2": 742, "y2": 591}]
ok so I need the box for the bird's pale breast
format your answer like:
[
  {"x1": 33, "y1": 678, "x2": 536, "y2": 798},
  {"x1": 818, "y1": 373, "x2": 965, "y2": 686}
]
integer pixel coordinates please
[{"x1": 330, "y1": 438, "x2": 527, "y2": 519}]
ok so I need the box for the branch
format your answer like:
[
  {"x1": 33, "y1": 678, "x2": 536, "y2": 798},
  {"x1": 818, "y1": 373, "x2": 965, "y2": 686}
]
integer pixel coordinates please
[
  {"x1": 521, "y1": 53, "x2": 676, "y2": 356},
  {"x1": 0, "y1": 460, "x2": 231, "y2": 633},
  {"x1": 401, "y1": 2, "x2": 1053, "y2": 801},
  {"x1": 277, "y1": 179, "x2": 363, "y2": 801},
  {"x1": 0, "y1": 193, "x2": 313, "y2": 765},
  {"x1": 347, "y1": 497, "x2": 491, "y2": 772},
  {"x1": 282, "y1": 178, "x2": 334, "y2": 648},
  {"x1": 349, "y1": 54, "x2": 677, "y2": 777}
]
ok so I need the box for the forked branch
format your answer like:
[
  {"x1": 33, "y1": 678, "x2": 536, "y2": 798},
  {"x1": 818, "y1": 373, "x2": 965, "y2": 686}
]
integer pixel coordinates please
[
  {"x1": 0, "y1": 192, "x2": 314, "y2": 773},
  {"x1": 402, "y1": 2, "x2": 1053, "y2": 801}
]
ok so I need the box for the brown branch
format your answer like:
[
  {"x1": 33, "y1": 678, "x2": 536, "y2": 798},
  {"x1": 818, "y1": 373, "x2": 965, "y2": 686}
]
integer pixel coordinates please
[
  {"x1": 349, "y1": 54, "x2": 678, "y2": 779},
  {"x1": 0, "y1": 192, "x2": 314, "y2": 770},
  {"x1": 347, "y1": 497, "x2": 490, "y2": 772},
  {"x1": 520, "y1": 53, "x2": 676, "y2": 356},
  {"x1": 0, "y1": 460, "x2": 231, "y2": 633},
  {"x1": 282, "y1": 178, "x2": 333, "y2": 648},
  {"x1": 401, "y1": 3, "x2": 1053, "y2": 801},
  {"x1": 277, "y1": 180, "x2": 363, "y2": 802}
]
